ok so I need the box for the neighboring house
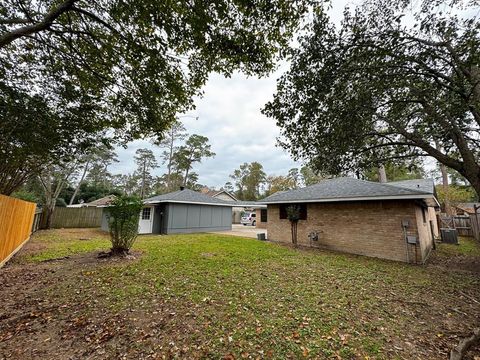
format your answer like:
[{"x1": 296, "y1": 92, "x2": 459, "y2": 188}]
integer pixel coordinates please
[
  {"x1": 455, "y1": 202, "x2": 480, "y2": 215},
  {"x1": 260, "y1": 177, "x2": 439, "y2": 264},
  {"x1": 67, "y1": 195, "x2": 116, "y2": 208},
  {"x1": 201, "y1": 188, "x2": 238, "y2": 202},
  {"x1": 101, "y1": 188, "x2": 234, "y2": 235},
  {"x1": 201, "y1": 188, "x2": 256, "y2": 224}
]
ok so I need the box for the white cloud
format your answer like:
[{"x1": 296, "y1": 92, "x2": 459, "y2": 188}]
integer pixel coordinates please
[{"x1": 109, "y1": 0, "x2": 358, "y2": 188}]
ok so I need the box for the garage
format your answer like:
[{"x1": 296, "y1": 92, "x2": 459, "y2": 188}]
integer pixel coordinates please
[{"x1": 141, "y1": 188, "x2": 233, "y2": 234}]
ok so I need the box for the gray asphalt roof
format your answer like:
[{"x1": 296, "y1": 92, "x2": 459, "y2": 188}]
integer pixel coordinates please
[
  {"x1": 260, "y1": 177, "x2": 433, "y2": 204},
  {"x1": 387, "y1": 179, "x2": 435, "y2": 194},
  {"x1": 144, "y1": 189, "x2": 234, "y2": 206}
]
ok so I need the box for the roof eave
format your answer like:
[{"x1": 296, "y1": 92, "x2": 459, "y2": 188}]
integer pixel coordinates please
[
  {"x1": 260, "y1": 194, "x2": 436, "y2": 205},
  {"x1": 144, "y1": 200, "x2": 234, "y2": 207}
]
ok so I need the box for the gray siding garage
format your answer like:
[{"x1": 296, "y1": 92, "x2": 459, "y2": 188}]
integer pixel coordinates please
[
  {"x1": 162, "y1": 203, "x2": 231, "y2": 234},
  {"x1": 142, "y1": 188, "x2": 233, "y2": 234}
]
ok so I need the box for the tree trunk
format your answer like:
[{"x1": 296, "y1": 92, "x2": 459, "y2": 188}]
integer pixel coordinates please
[
  {"x1": 464, "y1": 171, "x2": 480, "y2": 202},
  {"x1": 440, "y1": 163, "x2": 454, "y2": 215},
  {"x1": 43, "y1": 205, "x2": 54, "y2": 229},
  {"x1": 69, "y1": 160, "x2": 90, "y2": 205},
  {"x1": 167, "y1": 133, "x2": 174, "y2": 191},
  {"x1": 291, "y1": 221, "x2": 298, "y2": 247},
  {"x1": 141, "y1": 162, "x2": 146, "y2": 199},
  {"x1": 183, "y1": 163, "x2": 191, "y2": 187},
  {"x1": 378, "y1": 165, "x2": 387, "y2": 183}
]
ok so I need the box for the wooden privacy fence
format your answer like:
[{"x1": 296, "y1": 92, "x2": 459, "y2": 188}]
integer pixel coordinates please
[
  {"x1": 439, "y1": 215, "x2": 474, "y2": 237},
  {"x1": 50, "y1": 207, "x2": 103, "y2": 228},
  {"x1": 32, "y1": 207, "x2": 43, "y2": 233},
  {"x1": 0, "y1": 194, "x2": 36, "y2": 267},
  {"x1": 439, "y1": 213, "x2": 480, "y2": 240}
]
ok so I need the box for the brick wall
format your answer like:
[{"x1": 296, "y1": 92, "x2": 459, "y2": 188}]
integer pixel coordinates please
[
  {"x1": 266, "y1": 200, "x2": 433, "y2": 263},
  {"x1": 255, "y1": 208, "x2": 267, "y2": 229}
]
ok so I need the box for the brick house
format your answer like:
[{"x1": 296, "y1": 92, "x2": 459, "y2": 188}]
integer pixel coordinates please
[{"x1": 261, "y1": 178, "x2": 439, "y2": 264}]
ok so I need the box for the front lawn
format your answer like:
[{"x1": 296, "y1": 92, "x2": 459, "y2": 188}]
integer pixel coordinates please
[{"x1": 1, "y1": 229, "x2": 480, "y2": 359}]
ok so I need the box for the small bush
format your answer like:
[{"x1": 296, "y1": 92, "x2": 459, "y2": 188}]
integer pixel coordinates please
[
  {"x1": 107, "y1": 195, "x2": 144, "y2": 255},
  {"x1": 56, "y1": 198, "x2": 67, "y2": 207}
]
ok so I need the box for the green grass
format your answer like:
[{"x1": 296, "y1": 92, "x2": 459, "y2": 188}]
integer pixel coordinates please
[
  {"x1": 436, "y1": 236, "x2": 480, "y2": 257},
  {"x1": 10, "y1": 229, "x2": 480, "y2": 359},
  {"x1": 17, "y1": 229, "x2": 111, "y2": 262}
]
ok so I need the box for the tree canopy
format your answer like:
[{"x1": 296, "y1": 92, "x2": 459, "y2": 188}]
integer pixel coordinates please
[
  {"x1": 263, "y1": 0, "x2": 480, "y2": 196},
  {"x1": 1, "y1": 0, "x2": 314, "y2": 194},
  {"x1": 230, "y1": 162, "x2": 266, "y2": 200},
  {"x1": 2, "y1": 0, "x2": 313, "y2": 139}
]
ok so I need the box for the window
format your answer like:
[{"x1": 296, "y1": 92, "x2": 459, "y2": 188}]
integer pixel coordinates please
[
  {"x1": 279, "y1": 204, "x2": 307, "y2": 220},
  {"x1": 261, "y1": 209, "x2": 268, "y2": 222},
  {"x1": 421, "y1": 207, "x2": 427, "y2": 223},
  {"x1": 251, "y1": 213, "x2": 256, "y2": 218},
  {"x1": 142, "y1": 207, "x2": 151, "y2": 220}
]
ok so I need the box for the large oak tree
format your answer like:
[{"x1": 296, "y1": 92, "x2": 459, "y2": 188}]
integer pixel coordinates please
[
  {"x1": 263, "y1": 1, "x2": 480, "y2": 196},
  {"x1": 0, "y1": 0, "x2": 314, "y2": 194}
]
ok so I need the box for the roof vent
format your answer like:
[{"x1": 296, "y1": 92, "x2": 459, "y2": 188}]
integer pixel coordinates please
[{"x1": 180, "y1": 186, "x2": 185, "y2": 191}]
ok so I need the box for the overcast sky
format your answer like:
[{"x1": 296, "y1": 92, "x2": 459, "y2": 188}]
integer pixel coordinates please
[{"x1": 109, "y1": 1, "x2": 360, "y2": 189}]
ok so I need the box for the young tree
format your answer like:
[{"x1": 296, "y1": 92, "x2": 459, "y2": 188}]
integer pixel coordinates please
[
  {"x1": 38, "y1": 163, "x2": 78, "y2": 229},
  {"x1": 263, "y1": 1, "x2": 480, "y2": 197},
  {"x1": 107, "y1": 195, "x2": 144, "y2": 256},
  {"x1": 172, "y1": 135, "x2": 215, "y2": 187},
  {"x1": 286, "y1": 205, "x2": 301, "y2": 247},
  {"x1": 300, "y1": 166, "x2": 324, "y2": 186},
  {"x1": 134, "y1": 149, "x2": 158, "y2": 199},
  {"x1": 153, "y1": 120, "x2": 188, "y2": 191}
]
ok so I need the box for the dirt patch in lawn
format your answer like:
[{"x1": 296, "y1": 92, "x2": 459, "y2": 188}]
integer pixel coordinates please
[
  {"x1": 429, "y1": 252, "x2": 480, "y2": 274},
  {"x1": 0, "y1": 251, "x2": 149, "y2": 359}
]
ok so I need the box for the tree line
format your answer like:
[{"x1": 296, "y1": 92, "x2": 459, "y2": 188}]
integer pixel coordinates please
[
  {"x1": 1, "y1": 0, "x2": 311, "y2": 197},
  {"x1": 3, "y1": 0, "x2": 480, "y2": 215},
  {"x1": 12, "y1": 123, "x2": 215, "y2": 225}
]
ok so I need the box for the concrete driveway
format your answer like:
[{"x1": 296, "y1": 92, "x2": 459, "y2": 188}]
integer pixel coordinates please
[{"x1": 212, "y1": 224, "x2": 267, "y2": 239}]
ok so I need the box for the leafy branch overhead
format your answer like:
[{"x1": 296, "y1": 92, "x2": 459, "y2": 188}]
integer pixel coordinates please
[
  {"x1": 0, "y1": 0, "x2": 314, "y2": 195},
  {"x1": 1, "y1": 0, "x2": 314, "y2": 140},
  {"x1": 263, "y1": 0, "x2": 480, "y2": 196}
]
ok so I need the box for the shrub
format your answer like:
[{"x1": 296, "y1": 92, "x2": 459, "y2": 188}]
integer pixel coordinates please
[
  {"x1": 56, "y1": 198, "x2": 67, "y2": 207},
  {"x1": 107, "y1": 195, "x2": 144, "y2": 255}
]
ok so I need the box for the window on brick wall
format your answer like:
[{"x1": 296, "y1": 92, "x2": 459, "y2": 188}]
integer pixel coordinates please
[
  {"x1": 261, "y1": 209, "x2": 267, "y2": 222},
  {"x1": 422, "y1": 207, "x2": 427, "y2": 223},
  {"x1": 279, "y1": 204, "x2": 307, "y2": 220}
]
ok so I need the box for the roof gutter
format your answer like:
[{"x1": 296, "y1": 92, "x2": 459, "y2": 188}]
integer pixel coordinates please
[{"x1": 260, "y1": 194, "x2": 437, "y2": 205}]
